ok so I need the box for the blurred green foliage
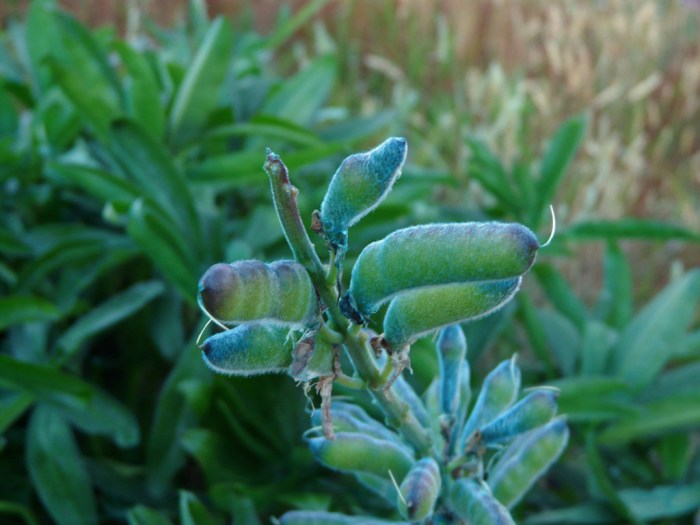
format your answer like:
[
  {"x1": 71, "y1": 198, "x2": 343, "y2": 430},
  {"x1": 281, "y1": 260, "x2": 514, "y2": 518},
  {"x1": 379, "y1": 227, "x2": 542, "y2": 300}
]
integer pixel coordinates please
[{"x1": 1, "y1": 1, "x2": 699, "y2": 524}]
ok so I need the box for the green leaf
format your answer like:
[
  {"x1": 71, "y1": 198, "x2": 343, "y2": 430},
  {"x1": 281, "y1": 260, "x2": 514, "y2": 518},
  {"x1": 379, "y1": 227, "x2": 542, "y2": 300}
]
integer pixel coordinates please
[
  {"x1": 534, "y1": 265, "x2": 588, "y2": 331},
  {"x1": 611, "y1": 269, "x2": 700, "y2": 386},
  {"x1": 265, "y1": 0, "x2": 333, "y2": 49},
  {"x1": 598, "y1": 392, "x2": 700, "y2": 445},
  {"x1": 47, "y1": 162, "x2": 139, "y2": 204},
  {"x1": 0, "y1": 356, "x2": 90, "y2": 400},
  {"x1": 168, "y1": 17, "x2": 233, "y2": 148},
  {"x1": 562, "y1": 219, "x2": 700, "y2": 243},
  {"x1": 27, "y1": 406, "x2": 98, "y2": 525},
  {"x1": 525, "y1": 503, "x2": 616, "y2": 524},
  {"x1": 517, "y1": 294, "x2": 556, "y2": 376},
  {"x1": 620, "y1": 482, "x2": 700, "y2": 521},
  {"x1": 127, "y1": 506, "x2": 174, "y2": 525},
  {"x1": 0, "y1": 501, "x2": 40, "y2": 525},
  {"x1": 0, "y1": 296, "x2": 61, "y2": 330},
  {"x1": 115, "y1": 42, "x2": 165, "y2": 140},
  {"x1": 261, "y1": 55, "x2": 336, "y2": 126},
  {"x1": 109, "y1": 119, "x2": 200, "y2": 246},
  {"x1": 535, "y1": 113, "x2": 587, "y2": 226},
  {"x1": 318, "y1": 110, "x2": 396, "y2": 143},
  {"x1": 57, "y1": 280, "x2": 165, "y2": 359},
  {"x1": 657, "y1": 433, "x2": 692, "y2": 481},
  {"x1": 466, "y1": 136, "x2": 517, "y2": 211},
  {"x1": 551, "y1": 376, "x2": 637, "y2": 423},
  {"x1": 594, "y1": 243, "x2": 632, "y2": 329},
  {"x1": 579, "y1": 320, "x2": 617, "y2": 376},
  {"x1": 0, "y1": 393, "x2": 35, "y2": 434},
  {"x1": 537, "y1": 309, "x2": 580, "y2": 376},
  {"x1": 127, "y1": 200, "x2": 197, "y2": 302},
  {"x1": 179, "y1": 491, "x2": 219, "y2": 525},
  {"x1": 204, "y1": 115, "x2": 323, "y2": 147}
]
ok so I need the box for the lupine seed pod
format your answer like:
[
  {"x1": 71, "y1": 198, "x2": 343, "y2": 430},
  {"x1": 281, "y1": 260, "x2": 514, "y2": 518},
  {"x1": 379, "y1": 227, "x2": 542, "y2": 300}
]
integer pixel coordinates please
[
  {"x1": 197, "y1": 259, "x2": 316, "y2": 327},
  {"x1": 392, "y1": 375, "x2": 431, "y2": 429},
  {"x1": 355, "y1": 472, "x2": 396, "y2": 504},
  {"x1": 307, "y1": 432, "x2": 415, "y2": 480},
  {"x1": 383, "y1": 278, "x2": 521, "y2": 348},
  {"x1": 310, "y1": 402, "x2": 410, "y2": 451},
  {"x1": 479, "y1": 389, "x2": 558, "y2": 445},
  {"x1": 451, "y1": 478, "x2": 515, "y2": 525},
  {"x1": 437, "y1": 325, "x2": 468, "y2": 418},
  {"x1": 489, "y1": 416, "x2": 569, "y2": 509},
  {"x1": 278, "y1": 510, "x2": 409, "y2": 525},
  {"x1": 200, "y1": 324, "x2": 293, "y2": 376},
  {"x1": 450, "y1": 362, "x2": 472, "y2": 454},
  {"x1": 398, "y1": 457, "x2": 441, "y2": 522},
  {"x1": 460, "y1": 356, "x2": 521, "y2": 449},
  {"x1": 347, "y1": 222, "x2": 539, "y2": 317},
  {"x1": 319, "y1": 137, "x2": 407, "y2": 255}
]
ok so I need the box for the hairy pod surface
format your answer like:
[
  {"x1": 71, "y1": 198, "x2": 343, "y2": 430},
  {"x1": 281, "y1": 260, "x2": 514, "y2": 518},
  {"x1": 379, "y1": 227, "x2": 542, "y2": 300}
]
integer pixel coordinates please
[
  {"x1": 200, "y1": 324, "x2": 293, "y2": 376},
  {"x1": 383, "y1": 278, "x2": 521, "y2": 348},
  {"x1": 451, "y1": 479, "x2": 515, "y2": 525},
  {"x1": 289, "y1": 330, "x2": 336, "y2": 381},
  {"x1": 320, "y1": 137, "x2": 407, "y2": 253},
  {"x1": 398, "y1": 457, "x2": 441, "y2": 522},
  {"x1": 198, "y1": 259, "x2": 316, "y2": 326},
  {"x1": 307, "y1": 432, "x2": 415, "y2": 480},
  {"x1": 348, "y1": 222, "x2": 539, "y2": 316},
  {"x1": 278, "y1": 510, "x2": 409, "y2": 525},
  {"x1": 489, "y1": 416, "x2": 569, "y2": 509},
  {"x1": 479, "y1": 389, "x2": 558, "y2": 445},
  {"x1": 437, "y1": 325, "x2": 468, "y2": 418},
  {"x1": 460, "y1": 356, "x2": 521, "y2": 448}
]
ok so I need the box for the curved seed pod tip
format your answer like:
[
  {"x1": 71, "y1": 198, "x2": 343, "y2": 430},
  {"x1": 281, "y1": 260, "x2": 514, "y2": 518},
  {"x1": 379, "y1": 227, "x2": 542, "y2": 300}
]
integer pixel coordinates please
[
  {"x1": 383, "y1": 278, "x2": 521, "y2": 348},
  {"x1": 320, "y1": 137, "x2": 407, "y2": 254},
  {"x1": 200, "y1": 324, "x2": 293, "y2": 376},
  {"x1": 397, "y1": 457, "x2": 441, "y2": 522},
  {"x1": 349, "y1": 222, "x2": 538, "y2": 316},
  {"x1": 198, "y1": 259, "x2": 316, "y2": 327}
]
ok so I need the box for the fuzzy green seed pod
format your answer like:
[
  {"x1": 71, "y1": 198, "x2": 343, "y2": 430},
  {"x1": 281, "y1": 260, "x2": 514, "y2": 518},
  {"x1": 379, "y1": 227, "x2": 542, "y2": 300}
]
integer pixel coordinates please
[
  {"x1": 460, "y1": 356, "x2": 521, "y2": 449},
  {"x1": 320, "y1": 137, "x2": 407, "y2": 254},
  {"x1": 437, "y1": 325, "x2": 467, "y2": 418},
  {"x1": 489, "y1": 416, "x2": 569, "y2": 509},
  {"x1": 310, "y1": 402, "x2": 410, "y2": 451},
  {"x1": 392, "y1": 375, "x2": 431, "y2": 429},
  {"x1": 347, "y1": 222, "x2": 539, "y2": 317},
  {"x1": 398, "y1": 457, "x2": 441, "y2": 522},
  {"x1": 451, "y1": 478, "x2": 515, "y2": 525},
  {"x1": 355, "y1": 472, "x2": 396, "y2": 504},
  {"x1": 198, "y1": 259, "x2": 316, "y2": 327},
  {"x1": 307, "y1": 431, "x2": 415, "y2": 480},
  {"x1": 200, "y1": 324, "x2": 293, "y2": 376},
  {"x1": 480, "y1": 389, "x2": 558, "y2": 445},
  {"x1": 278, "y1": 510, "x2": 409, "y2": 525},
  {"x1": 383, "y1": 278, "x2": 521, "y2": 348}
]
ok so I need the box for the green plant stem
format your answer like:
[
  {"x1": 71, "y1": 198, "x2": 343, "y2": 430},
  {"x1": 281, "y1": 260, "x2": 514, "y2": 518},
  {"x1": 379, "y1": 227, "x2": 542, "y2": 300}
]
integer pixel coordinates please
[{"x1": 264, "y1": 151, "x2": 433, "y2": 456}]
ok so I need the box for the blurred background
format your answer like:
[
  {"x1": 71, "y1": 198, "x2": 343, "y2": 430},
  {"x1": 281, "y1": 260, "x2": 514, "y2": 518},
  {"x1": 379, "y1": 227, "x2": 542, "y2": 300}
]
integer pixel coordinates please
[{"x1": 1, "y1": 1, "x2": 699, "y2": 524}]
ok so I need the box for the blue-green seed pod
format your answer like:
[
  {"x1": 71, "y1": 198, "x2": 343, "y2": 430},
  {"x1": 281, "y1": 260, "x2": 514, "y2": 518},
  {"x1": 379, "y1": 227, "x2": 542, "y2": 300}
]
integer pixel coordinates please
[
  {"x1": 451, "y1": 478, "x2": 515, "y2": 525},
  {"x1": 383, "y1": 278, "x2": 521, "y2": 348},
  {"x1": 437, "y1": 325, "x2": 468, "y2": 418},
  {"x1": 310, "y1": 402, "x2": 410, "y2": 451},
  {"x1": 307, "y1": 432, "x2": 415, "y2": 480},
  {"x1": 200, "y1": 324, "x2": 293, "y2": 376},
  {"x1": 398, "y1": 457, "x2": 441, "y2": 522},
  {"x1": 480, "y1": 389, "x2": 558, "y2": 445},
  {"x1": 489, "y1": 416, "x2": 569, "y2": 509},
  {"x1": 198, "y1": 259, "x2": 316, "y2": 326},
  {"x1": 450, "y1": 362, "x2": 472, "y2": 454},
  {"x1": 320, "y1": 137, "x2": 407, "y2": 254},
  {"x1": 460, "y1": 356, "x2": 521, "y2": 449},
  {"x1": 347, "y1": 222, "x2": 539, "y2": 317},
  {"x1": 278, "y1": 510, "x2": 409, "y2": 525},
  {"x1": 355, "y1": 472, "x2": 396, "y2": 504},
  {"x1": 391, "y1": 375, "x2": 431, "y2": 429}
]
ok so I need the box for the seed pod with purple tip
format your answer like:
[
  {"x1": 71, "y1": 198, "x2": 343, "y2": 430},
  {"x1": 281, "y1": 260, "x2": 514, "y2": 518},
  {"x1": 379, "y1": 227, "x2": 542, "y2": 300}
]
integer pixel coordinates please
[
  {"x1": 460, "y1": 356, "x2": 521, "y2": 449},
  {"x1": 479, "y1": 389, "x2": 559, "y2": 445},
  {"x1": 320, "y1": 137, "x2": 407, "y2": 255},
  {"x1": 307, "y1": 432, "x2": 415, "y2": 481},
  {"x1": 197, "y1": 259, "x2": 316, "y2": 327},
  {"x1": 451, "y1": 478, "x2": 515, "y2": 525},
  {"x1": 489, "y1": 416, "x2": 569, "y2": 508},
  {"x1": 398, "y1": 457, "x2": 441, "y2": 522},
  {"x1": 200, "y1": 324, "x2": 293, "y2": 376},
  {"x1": 347, "y1": 222, "x2": 539, "y2": 318},
  {"x1": 383, "y1": 278, "x2": 521, "y2": 348}
]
